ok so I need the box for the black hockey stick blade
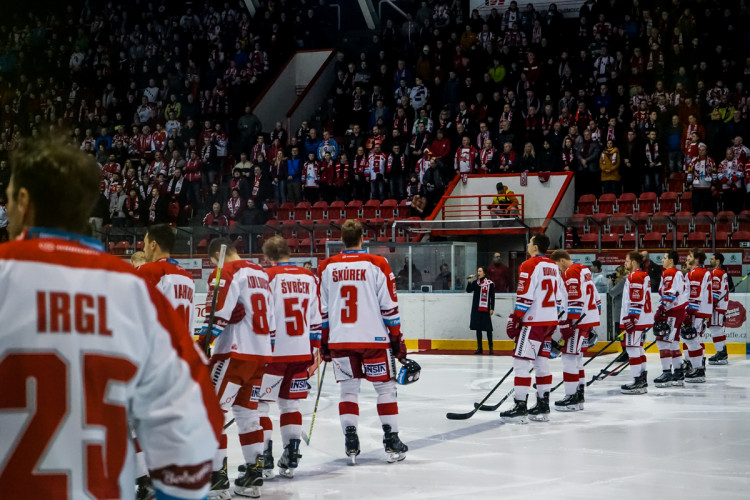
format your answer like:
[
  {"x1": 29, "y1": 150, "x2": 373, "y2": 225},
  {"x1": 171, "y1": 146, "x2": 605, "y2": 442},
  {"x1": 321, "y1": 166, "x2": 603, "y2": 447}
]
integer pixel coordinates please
[
  {"x1": 475, "y1": 388, "x2": 514, "y2": 411},
  {"x1": 446, "y1": 367, "x2": 514, "y2": 420}
]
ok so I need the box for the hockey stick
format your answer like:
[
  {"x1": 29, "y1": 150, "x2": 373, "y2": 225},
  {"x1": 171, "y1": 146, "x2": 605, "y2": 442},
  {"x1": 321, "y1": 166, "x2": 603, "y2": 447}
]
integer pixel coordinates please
[
  {"x1": 446, "y1": 367, "x2": 514, "y2": 420},
  {"x1": 718, "y1": 271, "x2": 750, "y2": 302},
  {"x1": 586, "y1": 330, "x2": 652, "y2": 386},
  {"x1": 595, "y1": 339, "x2": 658, "y2": 383},
  {"x1": 302, "y1": 362, "x2": 327, "y2": 445},
  {"x1": 475, "y1": 313, "x2": 588, "y2": 410},
  {"x1": 550, "y1": 334, "x2": 623, "y2": 392},
  {"x1": 203, "y1": 244, "x2": 228, "y2": 357}
]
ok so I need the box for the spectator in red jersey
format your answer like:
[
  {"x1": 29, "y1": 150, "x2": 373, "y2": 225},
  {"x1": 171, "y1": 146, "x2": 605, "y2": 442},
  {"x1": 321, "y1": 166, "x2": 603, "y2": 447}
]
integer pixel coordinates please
[{"x1": 203, "y1": 202, "x2": 229, "y2": 228}]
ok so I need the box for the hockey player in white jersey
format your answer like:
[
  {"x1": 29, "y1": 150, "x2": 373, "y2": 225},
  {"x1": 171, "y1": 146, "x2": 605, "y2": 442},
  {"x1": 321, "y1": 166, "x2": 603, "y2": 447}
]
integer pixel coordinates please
[
  {"x1": 319, "y1": 220, "x2": 408, "y2": 464},
  {"x1": 256, "y1": 236, "x2": 322, "y2": 479},
  {"x1": 619, "y1": 251, "x2": 655, "y2": 394},
  {"x1": 200, "y1": 238, "x2": 275, "y2": 499},
  {"x1": 0, "y1": 137, "x2": 223, "y2": 500},
  {"x1": 653, "y1": 250, "x2": 688, "y2": 387},
  {"x1": 708, "y1": 253, "x2": 730, "y2": 365},
  {"x1": 683, "y1": 248, "x2": 712, "y2": 383},
  {"x1": 501, "y1": 233, "x2": 564, "y2": 423}
]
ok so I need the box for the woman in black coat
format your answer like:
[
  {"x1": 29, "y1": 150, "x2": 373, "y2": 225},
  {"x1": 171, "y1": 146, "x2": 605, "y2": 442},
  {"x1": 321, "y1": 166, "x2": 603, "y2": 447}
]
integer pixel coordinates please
[{"x1": 466, "y1": 267, "x2": 496, "y2": 355}]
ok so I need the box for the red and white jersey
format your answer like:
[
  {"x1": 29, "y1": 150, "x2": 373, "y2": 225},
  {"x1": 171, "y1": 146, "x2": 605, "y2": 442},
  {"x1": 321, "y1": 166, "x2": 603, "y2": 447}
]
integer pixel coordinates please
[
  {"x1": 686, "y1": 266, "x2": 713, "y2": 318},
  {"x1": 138, "y1": 257, "x2": 196, "y2": 333},
  {"x1": 102, "y1": 161, "x2": 121, "y2": 180},
  {"x1": 659, "y1": 267, "x2": 687, "y2": 311},
  {"x1": 513, "y1": 255, "x2": 563, "y2": 326},
  {"x1": 0, "y1": 229, "x2": 222, "y2": 499},
  {"x1": 319, "y1": 250, "x2": 400, "y2": 349},
  {"x1": 206, "y1": 260, "x2": 275, "y2": 361},
  {"x1": 151, "y1": 130, "x2": 167, "y2": 151},
  {"x1": 688, "y1": 156, "x2": 717, "y2": 189},
  {"x1": 563, "y1": 263, "x2": 601, "y2": 327},
  {"x1": 266, "y1": 263, "x2": 322, "y2": 363},
  {"x1": 730, "y1": 144, "x2": 749, "y2": 165},
  {"x1": 718, "y1": 159, "x2": 743, "y2": 191},
  {"x1": 711, "y1": 267, "x2": 729, "y2": 313},
  {"x1": 366, "y1": 152, "x2": 388, "y2": 181},
  {"x1": 479, "y1": 147, "x2": 496, "y2": 170},
  {"x1": 620, "y1": 270, "x2": 654, "y2": 329},
  {"x1": 454, "y1": 145, "x2": 477, "y2": 174},
  {"x1": 415, "y1": 157, "x2": 431, "y2": 183}
]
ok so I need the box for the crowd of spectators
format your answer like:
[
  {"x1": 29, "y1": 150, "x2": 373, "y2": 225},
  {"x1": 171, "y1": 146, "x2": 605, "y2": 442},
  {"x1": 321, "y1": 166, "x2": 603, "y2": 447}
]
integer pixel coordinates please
[{"x1": 2, "y1": 0, "x2": 750, "y2": 236}]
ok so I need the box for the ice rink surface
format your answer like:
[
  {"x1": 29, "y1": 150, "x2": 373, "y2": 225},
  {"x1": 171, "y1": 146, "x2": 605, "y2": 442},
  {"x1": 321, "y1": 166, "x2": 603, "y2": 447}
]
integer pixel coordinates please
[{"x1": 224, "y1": 353, "x2": 750, "y2": 499}]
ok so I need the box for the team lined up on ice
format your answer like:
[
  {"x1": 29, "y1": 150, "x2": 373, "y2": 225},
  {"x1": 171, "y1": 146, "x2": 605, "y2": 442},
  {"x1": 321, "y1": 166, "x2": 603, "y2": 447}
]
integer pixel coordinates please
[
  {"x1": 131, "y1": 220, "x2": 411, "y2": 499},
  {"x1": 498, "y1": 234, "x2": 730, "y2": 424}
]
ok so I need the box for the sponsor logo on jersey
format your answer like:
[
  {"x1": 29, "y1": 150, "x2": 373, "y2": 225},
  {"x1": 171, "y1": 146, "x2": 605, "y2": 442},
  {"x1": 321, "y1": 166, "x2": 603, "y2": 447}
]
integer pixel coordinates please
[
  {"x1": 364, "y1": 362, "x2": 387, "y2": 377},
  {"x1": 375, "y1": 336, "x2": 386, "y2": 341},
  {"x1": 251, "y1": 385, "x2": 261, "y2": 401},
  {"x1": 289, "y1": 379, "x2": 308, "y2": 393},
  {"x1": 520, "y1": 272, "x2": 529, "y2": 278},
  {"x1": 631, "y1": 289, "x2": 641, "y2": 300},
  {"x1": 264, "y1": 377, "x2": 283, "y2": 394},
  {"x1": 156, "y1": 463, "x2": 212, "y2": 487}
]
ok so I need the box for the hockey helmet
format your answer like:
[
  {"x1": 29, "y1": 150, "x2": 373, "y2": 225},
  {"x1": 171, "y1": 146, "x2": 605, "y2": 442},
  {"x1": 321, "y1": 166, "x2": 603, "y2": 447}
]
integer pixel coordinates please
[
  {"x1": 586, "y1": 330, "x2": 599, "y2": 348},
  {"x1": 538, "y1": 171, "x2": 551, "y2": 183},
  {"x1": 653, "y1": 320, "x2": 671, "y2": 338},
  {"x1": 680, "y1": 323, "x2": 698, "y2": 340},
  {"x1": 397, "y1": 358, "x2": 421, "y2": 385},
  {"x1": 548, "y1": 339, "x2": 563, "y2": 359}
]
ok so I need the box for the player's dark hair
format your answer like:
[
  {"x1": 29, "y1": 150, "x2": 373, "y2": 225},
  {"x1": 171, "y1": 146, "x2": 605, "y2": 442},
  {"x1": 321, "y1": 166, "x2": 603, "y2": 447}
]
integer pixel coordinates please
[
  {"x1": 10, "y1": 133, "x2": 99, "y2": 235},
  {"x1": 208, "y1": 237, "x2": 237, "y2": 258},
  {"x1": 496, "y1": 182, "x2": 504, "y2": 191},
  {"x1": 690, "y1": 248, "x2": 706, "y2": 264},
  {"x1": 341, "y1": 219, "x2": 363, "y2": 248},
  {"x1": 146, "y1": 224, "x2": 176, "y2": 253},
  {"x1": 627, "y1": 251, "x2": 644, "y2": 267},
  {"x1": 666, "y1": 250, "x2": 679, "y2": 264},
  {"x1": 550, "y1": 249, "x2": 570, "y2": 261},
  {"x1": 262, "y1": 235, "x2": 290, "y2": 262},
  {"x1": 713, "y1": 252, "x2": 724, "y2": 265},
  {"x1": 591, "y1": 259, "x2": 602, "y2": 269},
  {"x1": 531, "y1": 233, "x2": 550, "y2": 254}
]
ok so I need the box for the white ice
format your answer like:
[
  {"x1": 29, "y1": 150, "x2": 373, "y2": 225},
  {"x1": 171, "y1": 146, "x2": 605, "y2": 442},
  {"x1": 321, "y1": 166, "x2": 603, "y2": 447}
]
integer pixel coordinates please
[{"x1": 225, "y1": 353, "x2": 750, "y2": 499}]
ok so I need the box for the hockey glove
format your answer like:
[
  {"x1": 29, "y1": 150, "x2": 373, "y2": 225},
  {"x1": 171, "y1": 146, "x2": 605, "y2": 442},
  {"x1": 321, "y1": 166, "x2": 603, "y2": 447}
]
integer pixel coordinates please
[
  {"x1": 622, "y1": 315, "x2": 637, "y2": 336},
  {"x1": 654, "y1": 305, "x2": 667, "y2": 323},
  {"x1": 506, "y1": 314, "x2": 522, "y2": 340},
  {"x1": 559, "y1": 319, "x2": 575, "y2": 341},
  {"x1": 320, "y1": 326, "x2": 332, "y2": 362},
  {"x1": 390, "y1": 336, "x2": 407, "y2": 360}
]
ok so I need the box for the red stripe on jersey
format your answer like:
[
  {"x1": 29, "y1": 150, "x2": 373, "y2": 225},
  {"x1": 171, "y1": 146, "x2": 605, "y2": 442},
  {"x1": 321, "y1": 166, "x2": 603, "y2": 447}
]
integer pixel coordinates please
[
  {"x1": 239, "y1": 430, "x2": 264, "y2": 446},
  {"x1": 536, "y1": 375, "x2": 552, "y2": 385},
  {"x1": 329, "y1": 342, "x2": 389, "y2": 350},
  {"x1": 563, "y1": 372, "x2": 579, "y2": 382},
  {"x1": 376, "y1": 402, "x2": 399, "y2": 416},
  {"x1": 268, "y1": 354, "x2": 312, "y2": 364},
  {"x1": 515, "y1": 376, "x2": 532, "y2": 387},
  {"x1": 280, "y1": 412, "x2": 303, "y2": 426},
  {"x1": 339, "y1": 402, "x2": 359, "y2": 415}
]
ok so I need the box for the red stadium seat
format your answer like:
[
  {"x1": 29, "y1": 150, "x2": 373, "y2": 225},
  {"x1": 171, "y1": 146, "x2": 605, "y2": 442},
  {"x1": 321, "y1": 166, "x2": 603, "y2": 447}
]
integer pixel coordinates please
[
  {"x1": 285, "y1": 238, "x2": 300, "y2": 253},
  {"x1": 280, "y1": 220, "x2": 297, "y2": 239},
  {"x1": 738, "y1": 211, "x2": 750, "y2": 232},
  {"x1": 650, "y1": 212, "x2": 672, "y2": 234},
  {"x1": 714, "y1": 231, "x2": 730, "y2": 247},
  {"x1": 658, "y1": 191, "x2": 679, "y2": 214},
  {"x1": 694, "y1": 211, "x2": 714, "y2": 233},
  {"x1": 731, "y1": 231, "x2": 750, "y2": 248},
  {"x1": 622, "y1": 233, "x2": 639, "y2": 247},
  {"x1": 294, "y1": 201, "x2": 312, "y2": 221},
  {"x1": 638, "y1": 192, "x2": 658, "y2": 214},
  {"x1": 642, "y1": 232, "x2": 663, "y2": 247},
  {"x1": 398, "y1": 199, "x2": 410, "y2": 218},
  {"x1": 674, "y1": 211, "x2": 693, "y2": 233},
  {"x1": 608, "y1": 213, "x2": 629, "y2": 234},
  {"x1": 597, "y1": 193, "x2": 617, "y2": 214},
  {"x1": 363, "y1": 199, "x2": 380, "y2": 219},
  {"x1": 346, "y1": 200, "x2": 363, "y2": 220},
  {"x1": 381, "y1": 199, "x2": 399, "y2": 219},
  {"x1": 298, "y1": 238, "x2": 313, "y2": 253},
  {"x1": 716, "y1": 211, "x2": 735, "y2": 233},
  {"x1": 601, "y1": 233, "x2": 620, "y2": 248},
  {"x1": 278, "y1": 202, "x2": 295, "y2": 220},
  {"x1": 113, "y1": 241, "x2": 131, "y2": 255},
  {"x1": 668, "y1": 172, "x2": 687, "y2": 193},
  {"x1": 631, "y1": 212, "x2": 650, "y2": 234},
  {"x1": 679, "y1": 191, "x2": 692, "y2": 213},
  {"x1": 329, "y1": 201, "x2": 346, "y2": 219},
  {"x1": 580, "y1": 233, "x2": 599, "y2": 249},
  {"x1": 618, "y1": 193, "x2": 637, "y2": 214},
  {"x1": 664, "y1": 232, "x2": 685, "y2": 248},
  {"x1": 590, "y1": 214, "x2": 608, "y2": 234},
  {"x1": 265, "y1": 202, "x2": 279, "y2": 220},
  {"x1": 311, "y1": 201, "x2": 328, "y2": 220},
  {"x1": 570, "y1": 214, "x2": 589, "y2": 231},
  {"x1": 577, "y1": 194, "x2": 597, "y2": 215},
  {"x1": 686, "y1": 232, "x2": 707, "y2": 248}
]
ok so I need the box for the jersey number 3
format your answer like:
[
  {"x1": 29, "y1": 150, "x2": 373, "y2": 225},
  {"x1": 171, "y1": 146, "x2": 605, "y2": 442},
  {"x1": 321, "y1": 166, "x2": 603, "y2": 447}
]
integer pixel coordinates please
[
  {"x1": 0, "y1": 352, "x2": 137, "y2": 499},
  {"x1": 340, "y1": 285, "x2": 358, "y2": 323}
]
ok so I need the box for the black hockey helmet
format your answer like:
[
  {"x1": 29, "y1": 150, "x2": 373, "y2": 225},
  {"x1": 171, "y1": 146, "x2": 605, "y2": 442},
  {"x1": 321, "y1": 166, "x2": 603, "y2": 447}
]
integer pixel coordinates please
[
  {"x1": 680, "y1": 324, "x2": 698, "y2": 340},
  {"x1": 586, "y1": 330, "x2": 599, "y2": 348},
  {"x1": 397, "y1": 358, "x2": 421, "y2": 385},
  {"x1": 653, "y1": 320, "x2": 671, "y2": 338}
]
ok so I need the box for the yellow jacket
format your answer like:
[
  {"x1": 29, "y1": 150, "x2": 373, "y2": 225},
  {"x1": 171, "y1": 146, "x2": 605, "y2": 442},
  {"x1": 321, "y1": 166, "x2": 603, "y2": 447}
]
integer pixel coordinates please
[{"x1": 600, "y1": 147, "x2": 621, "y2": 182}]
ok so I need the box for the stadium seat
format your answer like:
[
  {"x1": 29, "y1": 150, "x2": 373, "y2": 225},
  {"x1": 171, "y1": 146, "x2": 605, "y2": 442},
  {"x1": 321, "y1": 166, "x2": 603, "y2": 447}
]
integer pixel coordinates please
[
  {"x1": 622, "y1": 232, "x2": 639, "y2": 247},
  {"x1": 196, "y1": 238, "x2": 208, "y2": 254},
  {"x1": 280, "y1": 220, "x2": 297, "y2": 239},
  {"x1": 618, "y1": 193, "x2": 637, "y2": 214},
  {"x1": 608, "y1": 213, "x2": 629, "y2": 234},
  {"x1": 631, "y1": 212, "x2": 650, "y2": 234},
  {"x1": 668, "y1": 172, "x2": 687, "y2": 193},
  {"x1": 580, "y1": 233, "x2": 599, "y2": 249},
  {"x1": 650, "y1": 212, "x2": 672, "y2": 233},
  {"x1": 285, "y1": 238, "x2": 300, "y2": 253},
  {"x1": 136, "y1": 241, "x2": 145, "y2": 251},
  {"x1": 738, "y1": 210, "x2": 750, "y2": 232},
  {"x1": 658, "y1": 191, "x2": 679, "y2": 214},
  {"x1": 397, "y1": 199, "x2": 410, "y2": 218},
  {"x1": 309, "y1": 201, "x2": 328, "y2": 220},
  {"x1": 686, "y1": 232, "x2": 707, "y2": 248},
  {"x1": 601, "y1": 233, "x2": 620, "y2": 248},
  {"x1": 108, "y1": 241, "x2": 115, "y2": 253},
  {"x1": 577, "y1": 194, "x2": 597, "y2": 215},
  {"x1": 590, "y1": 214, "x2": 608, "y2": 234},
  {"x1": 278, "y1": 202, "x2": 295, "y2": 220},
  {"x1": 674, "y1": 211, "x2": 693, "y2": 233},
  {"x1": 113, "y1": 241, "x2": 131, "y2": 255},
  {"x1": 679, "y1": 191, "x2": 692, "y2": 213},
  {"x1": 714, "y1": 231, "x2": 730, "y2": 247},
  {"x1": 694, "y1": 211, "x2": 714, "y2": 233},
  {"x1": 597, "y1": 193, "x2": 617, "y2": 214},
  {"x1": 731, "y1": 231, "x2": 750, "y2": 248},
  {"x1": 363, "y1": 200, "x2": 380, "y2": 219},
  {"x1": 265, "y1": 202, "x2": 279, "y2": 219},
  {"x1": 638, "y1": 192, "x2": 658, "y2": 214},
  {"x1": 716, "y1": 211, "x2": 735, "y2": 232},
  {"x1": 298, "y1": 238, "x2": 313, "y2": 253},
  {"x1": 570, "y1": 214, "x2": 589, "y2": 231},
  {"x1": 294, "y1": 201, "x2": 312, "y2": 221},
  {"x1": 381, "y1": 199, "x2": 399, "y2": 219},
  {"x1": 233, "y1": 238, "x2": 247, "y2": 253},
  {"x1": 642, "y1": 232, "x2": 663, "y2": 247},
  {"x1": 329, "y1": 200, "x2": 346, "y2": 219},
  {"x1": 346, "y1": 200, "x2": 363, "y2": 219},
  {"x1": 395, "y1": 236, "x2": 408, "y2": 243},
  {"x1": 315, "y1": 238, "x2": 327, "y2": 251},
  {"x1": 664, "y1": 232, "x2": 685, "y2": 248}
]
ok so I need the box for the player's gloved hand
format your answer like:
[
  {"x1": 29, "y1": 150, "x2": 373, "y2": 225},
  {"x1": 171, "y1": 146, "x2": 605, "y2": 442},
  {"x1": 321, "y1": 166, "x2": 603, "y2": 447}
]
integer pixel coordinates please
[
  {"x1": 506, "y1": 314, "x2": 522, "y2": 340},
  {"x1": 622, "y1": 316, "x2": 637, "y2": 336},
  {"x1": 320, "y1": 343, "x2": 332, "y2": 362},
  {"x1": 654, "y1": 305, "x2": 667, "y2": 323},
  {"x1": 199, "y1": 324, "x2": 223, "y2": 338},
  {"x1": 390, "y1": 336, "x2": 407, "y2": 360},
  {"x1": 559, "y1": 319, "x2": 574, "y2": 340}
]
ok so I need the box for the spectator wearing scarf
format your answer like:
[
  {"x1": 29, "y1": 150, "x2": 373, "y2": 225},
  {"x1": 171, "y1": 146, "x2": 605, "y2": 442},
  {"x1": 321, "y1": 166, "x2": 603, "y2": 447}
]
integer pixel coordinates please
[{"x1": 467, "y1": 267, "x2": 496, "y2": 355}]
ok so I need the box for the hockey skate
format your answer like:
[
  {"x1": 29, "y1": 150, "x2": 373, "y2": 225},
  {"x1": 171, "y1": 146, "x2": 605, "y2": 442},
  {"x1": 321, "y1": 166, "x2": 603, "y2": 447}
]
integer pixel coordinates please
[
  {"x1": 234, "y1": 456, "x2": 264, "y2": 498},
  {"x1": 136, "y1": 476, "x2": 155, "y2": 500},
  {"x1": 277, "y1": 439, "x2": 302, "y2": 478},
  {"x1": 708, "y1": 347, "x2": 728, "y2": 365},
  {"x1": 383, "y1": 424, "x2": 408, "y2": 463},
  {"x1": 654, "y1": 370, "x2": 673, "y2": 388},
  {"x1": 528, "y1": 392, "x2": 550, "y2": 422},
  {"x1": 685, "y1": 368, "x2": 706, "y2": 383},
  {"x1": 621, "y1": 372, "x2": 648, "y2": 394},
  {"x1": 207, "y1": 458, "x2": 231, "y2": 500},
  {"x1": 262, "y1": 441, "x2": 275, "y2": 479},
  {"x1": 499, "y1": 398, "x2": 528, "y2": 424},
  {"x1": 671, "y1": 367, "x2": 685, "y2": 386},
  {"x1": 554, "y1": 392, "x2": 582, "y2": 412},
  {"x1": 344, "y1": 426, "x2": 360, "y2": 465},
  {"x1": 577, "y1": 385, "x2": 585, "y2": 409}
]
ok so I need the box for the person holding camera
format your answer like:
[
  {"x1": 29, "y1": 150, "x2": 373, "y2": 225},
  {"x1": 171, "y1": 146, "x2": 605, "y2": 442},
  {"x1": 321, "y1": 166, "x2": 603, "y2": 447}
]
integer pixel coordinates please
[{"x1": 467, "y1": 267, "x2": 495, "y2": 355}]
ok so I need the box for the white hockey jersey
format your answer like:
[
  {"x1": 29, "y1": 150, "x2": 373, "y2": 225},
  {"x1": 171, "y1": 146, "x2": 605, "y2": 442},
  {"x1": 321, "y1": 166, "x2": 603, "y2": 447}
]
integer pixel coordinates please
[
  {"x1": 138, "y1": 257, "x2": 196, "y2": 333},
  {"x1": 266, "y1": 263, "x2": 322, "y2": 363},
  {"x1": 620, "y1": 270, "x2": 654, "y2": 329},
  {"x1": 563, "y1": 263, "x2": 601, "y2": 328},
  {"x1": 686, "y1": 266, "x2": 713, "y2": 318},
  {"x1": 659, "y1": 267, "x2": 687, "y2": 311},
  {"x1": 513, "y1": 255, "x2": 564, "y2": 326},
  {"x1": 0, "y1": 229, "x2": 222, "y2": 500},
  {"x1": 206, "y1": 260, "x2": 275, "y2": 361},
  {"x1": 710, "y1": 267, "x2": 729, "y2": 313},
  {"x1": 319, "y1": 250, "x2": 400, "y2": 349}
]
